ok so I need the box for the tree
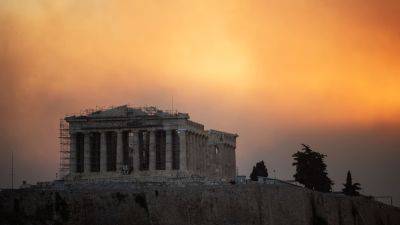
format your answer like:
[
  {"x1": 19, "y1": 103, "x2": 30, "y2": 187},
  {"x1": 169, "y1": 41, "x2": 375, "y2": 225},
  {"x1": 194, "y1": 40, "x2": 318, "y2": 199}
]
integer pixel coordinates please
[
  {"x1": 250, "y1": 160, "x2": 268, "y2": 181},
  {"x1": 292, "y1": 144, "x2": 333, "y2": 192},
  {"x1": 342, "y1": 170, "x2": 361, "y2": 196}
]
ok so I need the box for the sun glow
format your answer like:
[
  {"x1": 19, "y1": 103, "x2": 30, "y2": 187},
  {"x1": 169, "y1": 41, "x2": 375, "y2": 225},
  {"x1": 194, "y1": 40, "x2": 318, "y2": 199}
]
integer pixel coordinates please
[{"x1": 1, "y1": 0, "x2": 400, "y2": 126}]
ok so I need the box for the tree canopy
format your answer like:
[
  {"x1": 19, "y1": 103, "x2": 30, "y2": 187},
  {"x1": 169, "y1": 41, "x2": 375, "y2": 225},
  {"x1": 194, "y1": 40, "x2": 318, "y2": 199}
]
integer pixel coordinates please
[
  {"x1": 250, "y1": 160, "x2": 268, "y2": 181},
  {"x1": 342, "y1": 170, "x2": 361, "y2": 196},
  {"x1": 292, "y1": 144, "x2": 333, "y2": 192}
]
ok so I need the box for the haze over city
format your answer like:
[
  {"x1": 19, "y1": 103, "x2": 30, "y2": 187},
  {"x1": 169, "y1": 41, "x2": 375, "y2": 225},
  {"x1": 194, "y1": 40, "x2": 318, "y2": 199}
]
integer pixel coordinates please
[{"x1": 1, "y1": 0, "x2": 399, "y2": 206}]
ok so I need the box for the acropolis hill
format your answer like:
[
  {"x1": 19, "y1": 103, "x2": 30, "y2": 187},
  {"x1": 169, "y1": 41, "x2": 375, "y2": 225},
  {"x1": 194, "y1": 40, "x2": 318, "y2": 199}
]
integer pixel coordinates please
[
  {"x1": 1, "y1": 106, "x2": 399, "y2": 225},
  {"x1": 1, "y1": 184, "x2": 399, "y2": 225}
]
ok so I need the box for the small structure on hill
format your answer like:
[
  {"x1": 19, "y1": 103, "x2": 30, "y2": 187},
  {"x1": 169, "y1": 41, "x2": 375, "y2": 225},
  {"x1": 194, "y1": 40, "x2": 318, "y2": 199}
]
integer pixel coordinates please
[{"x1": 62, "y1": 105, "x2": 238, "y2": 182}]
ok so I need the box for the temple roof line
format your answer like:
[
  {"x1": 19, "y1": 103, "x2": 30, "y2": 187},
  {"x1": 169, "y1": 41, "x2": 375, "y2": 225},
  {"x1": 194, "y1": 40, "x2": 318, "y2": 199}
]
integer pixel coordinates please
[
  {"x1": 66, "y1": 105, "x2": 189, "y2": 120},
  {"x1": 65, "y1": 105, "x2": 238, "y2": 137}
]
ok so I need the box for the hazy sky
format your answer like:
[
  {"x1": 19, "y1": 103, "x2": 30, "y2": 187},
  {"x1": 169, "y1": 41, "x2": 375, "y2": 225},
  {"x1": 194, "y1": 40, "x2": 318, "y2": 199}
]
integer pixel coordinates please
[{"x1": 1, "y1": 0, "x2": 399, "y2": 205}]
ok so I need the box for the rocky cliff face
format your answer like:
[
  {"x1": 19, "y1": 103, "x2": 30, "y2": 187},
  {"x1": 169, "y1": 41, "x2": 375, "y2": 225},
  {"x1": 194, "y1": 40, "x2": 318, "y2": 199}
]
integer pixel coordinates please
[{"x1": 0, "y1": 184, "x2": 399, "y2": 225}]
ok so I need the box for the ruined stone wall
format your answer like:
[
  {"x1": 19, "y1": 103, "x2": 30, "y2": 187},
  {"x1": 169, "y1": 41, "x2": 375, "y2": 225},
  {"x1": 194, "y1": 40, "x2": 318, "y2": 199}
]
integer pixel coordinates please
[
  {"x1": 206, "y1": 130, "x2": 237, "y2": 181},
  {"x1": 185, "y1": 131, "x2": 208, "y2": 177},
  {"x1": 1, "y1": 183, "x2": 399, "y2": 225}
]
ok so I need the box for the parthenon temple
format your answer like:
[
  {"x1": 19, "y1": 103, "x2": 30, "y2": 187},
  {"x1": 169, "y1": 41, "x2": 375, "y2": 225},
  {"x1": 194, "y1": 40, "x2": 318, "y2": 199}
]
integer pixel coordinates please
[{"x1": 64, "y1": 105, "x2": 238, "y2": 182}]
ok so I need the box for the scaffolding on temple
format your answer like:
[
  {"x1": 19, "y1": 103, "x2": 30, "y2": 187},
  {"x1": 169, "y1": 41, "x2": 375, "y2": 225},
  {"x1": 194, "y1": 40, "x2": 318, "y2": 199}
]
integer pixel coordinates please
[{"x1": 58, "y1": 118, "x2": 70, "y2": 179}]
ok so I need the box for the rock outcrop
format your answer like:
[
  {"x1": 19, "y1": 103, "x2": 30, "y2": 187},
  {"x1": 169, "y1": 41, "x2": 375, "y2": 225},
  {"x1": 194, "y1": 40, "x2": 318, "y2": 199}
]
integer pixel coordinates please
[{"x1": 0, "y1": 183, "x2": 399, "y2": 225}]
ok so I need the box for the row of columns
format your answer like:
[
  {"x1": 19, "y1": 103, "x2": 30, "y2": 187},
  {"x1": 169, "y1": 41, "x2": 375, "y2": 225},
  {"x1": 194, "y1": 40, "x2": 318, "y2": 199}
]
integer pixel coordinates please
[{"x1": 70, "y1": 129, "x2": 187, "y2": 174}]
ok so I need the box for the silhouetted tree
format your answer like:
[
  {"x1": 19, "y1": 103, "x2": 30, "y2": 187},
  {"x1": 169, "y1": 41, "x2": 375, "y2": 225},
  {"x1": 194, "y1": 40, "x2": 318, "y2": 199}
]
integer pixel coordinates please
[
  {"x1": 342, "y1": 170, "x2": 361, "y2": 196},
  {"x1": 292, "y1": 144, "x2": 333, "y2": 192},
  {"x1": 250, "y1": 160, "x2": 268, "y2": 181}
]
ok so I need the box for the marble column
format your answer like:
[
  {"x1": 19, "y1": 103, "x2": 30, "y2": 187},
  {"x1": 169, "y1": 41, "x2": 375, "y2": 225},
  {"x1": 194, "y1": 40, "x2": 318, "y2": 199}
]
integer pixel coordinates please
[
  {"x1": 69, "y1": 132, "x2": 77, "y2": 174},
  {"x1": 100, "y1": 132, "x2": 107, "y2": 173},
  {"x1": 149, "y1": 129, "x2": 156, "y2": 170},
  {"x1": 127, "y1": 131, "x2": 133, "y2": 170},
  {"x1": 165, "y1": 130, "x2": 172, "y2": 170},
  {"x1": 84, "y1": 132, "x2": 91, "y2": 173},
  {"x1": 202, "y1": 136, "x2": 206, "y2": 173},
  {"x1": 192, "y1": 134, "x2": 196, "y2": 172},
  {"x1": 193, "y1": 134, "x2": 197, "y2": 172},
  {"x1": 116, "y1": 130, "x2": 124, "y2": 173},
  {"x1": 178, "y1": 129, "x2": 187, "y2": 171},
  {"x1": 197, "y1": 135, "x2": 201, "y2": 172},
  {"x1": 203, "y1": 136, "x2": 208, "y2": 173},
  {"x1": 198, "y1": 135, "x2": 202, "y2": 173},
  {"x1": 131, "y1": 130, "x2": 140, "y2": 173},
  {"x1": 187, "y1": 133, "x2": 192, "y2": 171}
]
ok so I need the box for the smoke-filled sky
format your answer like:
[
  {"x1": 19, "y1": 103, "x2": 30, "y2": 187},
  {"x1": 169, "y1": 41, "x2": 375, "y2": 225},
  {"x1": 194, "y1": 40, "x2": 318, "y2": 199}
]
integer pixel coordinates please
[{"x1": 1, "y1": 0, "x2": 399, "y2": 205}]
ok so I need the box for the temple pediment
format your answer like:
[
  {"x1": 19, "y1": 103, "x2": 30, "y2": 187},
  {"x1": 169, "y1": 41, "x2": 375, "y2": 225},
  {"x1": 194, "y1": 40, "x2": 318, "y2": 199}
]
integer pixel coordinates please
[{"x1": 89, "y1": 105, "x2": 129, "y2": 117}]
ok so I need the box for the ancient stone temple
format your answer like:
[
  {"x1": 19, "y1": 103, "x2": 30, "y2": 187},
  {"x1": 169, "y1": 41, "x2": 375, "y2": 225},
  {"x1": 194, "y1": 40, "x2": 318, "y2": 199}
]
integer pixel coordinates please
[{"x1": 65, "y1": 105, "x2": 238, "y2": 182}]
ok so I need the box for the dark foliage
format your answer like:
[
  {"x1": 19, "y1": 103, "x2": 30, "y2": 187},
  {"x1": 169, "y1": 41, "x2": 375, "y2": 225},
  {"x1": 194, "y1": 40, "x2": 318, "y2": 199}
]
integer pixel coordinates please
[
  {"x1": 250, "y1": 160, "x2": 268, "y2": 181},
  {"x1": 292, "y1": 144, "x2": 333, "y2": 192},
  {"x1": 342, "y1": 170, "x2": 361, "y2": 196}
]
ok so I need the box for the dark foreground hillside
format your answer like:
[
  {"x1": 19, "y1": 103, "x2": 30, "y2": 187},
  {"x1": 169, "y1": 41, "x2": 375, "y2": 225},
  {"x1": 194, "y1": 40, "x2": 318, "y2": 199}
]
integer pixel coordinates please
[{"x1": 0, "y1": 183, "x2": 399, "y2": 225}]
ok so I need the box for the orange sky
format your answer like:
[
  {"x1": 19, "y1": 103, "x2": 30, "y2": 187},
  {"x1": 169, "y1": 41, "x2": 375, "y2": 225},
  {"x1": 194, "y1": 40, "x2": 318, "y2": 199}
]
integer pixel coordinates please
[{"x1": 1, "y1": 0, "x2": 400, "y2": 205}]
